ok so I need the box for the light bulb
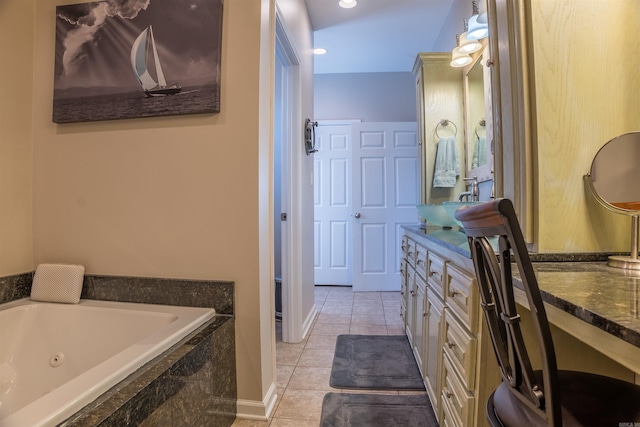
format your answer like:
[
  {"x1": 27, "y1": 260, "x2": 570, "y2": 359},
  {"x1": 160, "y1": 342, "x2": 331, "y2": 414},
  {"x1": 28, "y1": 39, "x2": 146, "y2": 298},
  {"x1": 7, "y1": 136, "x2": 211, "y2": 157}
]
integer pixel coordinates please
[
  {"x1": 451, "y1": 48, "x2": 472, "y2": 68},
  {"x1": 467, "y1": 15, "x2": 488, "y2": 40},
  {"x1": 339, "y1": 0, "x2": 357, "y2": 9},
  {"x1": 458, "y1": 32, "x2": 482, "y2": 54}
]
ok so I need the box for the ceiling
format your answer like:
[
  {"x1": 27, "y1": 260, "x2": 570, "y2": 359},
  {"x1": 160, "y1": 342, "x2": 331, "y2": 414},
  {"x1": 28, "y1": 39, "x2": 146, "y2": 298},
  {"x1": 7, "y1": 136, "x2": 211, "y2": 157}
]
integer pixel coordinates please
[{"x1": 305, "y1": 0, "x2": 454, "y2": 74}]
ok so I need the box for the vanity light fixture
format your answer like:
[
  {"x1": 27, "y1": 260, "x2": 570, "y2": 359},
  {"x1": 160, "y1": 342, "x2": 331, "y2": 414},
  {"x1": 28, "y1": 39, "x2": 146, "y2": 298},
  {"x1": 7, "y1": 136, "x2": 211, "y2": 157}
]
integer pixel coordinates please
[
  {"x1": 458, "y1": 19, "x2": 482, "y2": 54},
  {"x1": 476, "y1": 0, "x2": 488, "y2": 24},
  {"x1": 339, "y1": 0, "x2": 357, "y2": 9},
  {"x1": 467, "y1": 0, "x2": 489, "y2": 40},
  {"x1": 451, "y1": 35, "x2": 473, "y2": 68}
]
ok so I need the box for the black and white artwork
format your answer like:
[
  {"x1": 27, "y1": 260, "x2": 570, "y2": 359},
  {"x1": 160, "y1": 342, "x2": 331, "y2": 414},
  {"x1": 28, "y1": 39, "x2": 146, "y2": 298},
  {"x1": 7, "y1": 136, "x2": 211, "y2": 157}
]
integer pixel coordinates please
[{"x1": 53, "y1": 0, "x2": 223, "y2": 124}]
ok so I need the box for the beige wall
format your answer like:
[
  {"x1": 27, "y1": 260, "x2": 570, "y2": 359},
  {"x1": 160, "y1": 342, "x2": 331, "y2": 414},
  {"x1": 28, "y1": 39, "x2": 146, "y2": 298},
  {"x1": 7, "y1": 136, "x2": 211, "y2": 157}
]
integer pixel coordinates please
[
  {"x1": 0, "y1": 0, "x2": 35, "y2": 276},
  {"x1": 530, "y1": 0, "x2": 640, "y2": 252},
  {"x1": 8, "y1": 0, "x2": 315, "y2": 415}
]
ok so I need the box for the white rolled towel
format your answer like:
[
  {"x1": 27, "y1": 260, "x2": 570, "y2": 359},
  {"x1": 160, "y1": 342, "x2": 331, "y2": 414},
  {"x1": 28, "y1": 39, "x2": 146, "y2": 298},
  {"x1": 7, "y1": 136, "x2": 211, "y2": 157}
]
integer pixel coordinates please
[{"x1": 31, "y1": 263, "x2": 85, "y2": 304}]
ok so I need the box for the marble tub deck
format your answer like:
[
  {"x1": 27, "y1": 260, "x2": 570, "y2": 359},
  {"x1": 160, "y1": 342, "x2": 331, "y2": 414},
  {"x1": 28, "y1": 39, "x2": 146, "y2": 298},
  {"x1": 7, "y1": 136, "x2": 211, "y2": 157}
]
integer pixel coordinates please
[{"x1": 0, "y1": 273, "x2": 236, "y2": 427}]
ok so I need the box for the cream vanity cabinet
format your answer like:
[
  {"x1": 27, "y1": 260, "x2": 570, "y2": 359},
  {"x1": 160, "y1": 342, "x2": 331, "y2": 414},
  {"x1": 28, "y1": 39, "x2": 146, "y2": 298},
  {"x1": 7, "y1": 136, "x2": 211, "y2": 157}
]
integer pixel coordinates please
[
  {"x1": 413, "y1": 53, "x2": 465, "y2": 205},
  {"x1": 402, "y1": 228, "x2": 498, "y2": 427}
]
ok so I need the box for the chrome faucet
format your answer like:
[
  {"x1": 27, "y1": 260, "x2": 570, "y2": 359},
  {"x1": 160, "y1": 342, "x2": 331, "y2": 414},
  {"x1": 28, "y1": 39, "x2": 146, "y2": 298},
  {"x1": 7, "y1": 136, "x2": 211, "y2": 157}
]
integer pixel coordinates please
[{"x1": 458, "y1": 176, "x2": 479, "y2": 202}]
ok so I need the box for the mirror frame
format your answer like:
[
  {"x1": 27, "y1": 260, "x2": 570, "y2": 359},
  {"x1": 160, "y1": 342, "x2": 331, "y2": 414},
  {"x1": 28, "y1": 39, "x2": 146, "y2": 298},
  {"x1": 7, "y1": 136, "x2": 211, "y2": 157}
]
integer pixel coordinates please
[
  {"x1": 584, "y1": 132, "x2": 640, "y2": 270},
  {"x1": 463, "y1": 45, "x2": 493, "y2": 183}
]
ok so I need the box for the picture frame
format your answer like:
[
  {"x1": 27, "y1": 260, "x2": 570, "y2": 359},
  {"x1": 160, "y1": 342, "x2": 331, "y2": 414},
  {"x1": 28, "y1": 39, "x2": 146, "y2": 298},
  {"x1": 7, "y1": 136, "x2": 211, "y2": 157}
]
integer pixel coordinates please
[{"x1": 53, "y1": 0, "x2": 223, "y2": 123}]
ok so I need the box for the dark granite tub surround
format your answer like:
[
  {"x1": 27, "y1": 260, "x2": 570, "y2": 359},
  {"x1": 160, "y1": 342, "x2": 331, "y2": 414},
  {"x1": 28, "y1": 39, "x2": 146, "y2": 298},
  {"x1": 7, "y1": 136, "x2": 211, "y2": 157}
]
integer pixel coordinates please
[
  {"x1": 0, "y1": 273, "x2": 237, "y2": 427},
  {"x1": 62, "y1": 275, "x2": 237, "y2": 426},
  {"x1": 0, "y1": 271, "x2": 33, "y2": 303},
  {"x1": 61, "y1": 316, "x2": 236, "y2": 427},
  {"x1": 81, "y1": 275, "x2": 235, "y2": 315}
]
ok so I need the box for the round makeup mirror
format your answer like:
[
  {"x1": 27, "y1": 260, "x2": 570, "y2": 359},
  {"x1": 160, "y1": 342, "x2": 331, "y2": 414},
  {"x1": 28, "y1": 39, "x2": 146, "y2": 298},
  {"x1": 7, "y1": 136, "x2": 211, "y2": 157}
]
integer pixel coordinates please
[{"x1": 584, "y1": 132, "x2": 640, "y2": 270}]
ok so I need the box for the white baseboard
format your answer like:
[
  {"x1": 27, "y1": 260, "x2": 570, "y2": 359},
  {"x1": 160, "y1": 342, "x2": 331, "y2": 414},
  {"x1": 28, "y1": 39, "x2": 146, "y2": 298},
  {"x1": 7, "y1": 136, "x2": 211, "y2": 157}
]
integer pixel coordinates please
[
  {"x1": 235, "y1": 309, "x2": 317, "y2": 420},
  {"x1": 235, "y1": 382, "x2": 278, "y2": 421}
]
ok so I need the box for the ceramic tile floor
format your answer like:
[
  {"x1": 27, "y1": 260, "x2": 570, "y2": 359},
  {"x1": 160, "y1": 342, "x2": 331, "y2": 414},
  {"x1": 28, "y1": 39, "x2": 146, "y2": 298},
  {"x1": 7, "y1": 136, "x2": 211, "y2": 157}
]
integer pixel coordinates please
[{"x1": 231, "y1": 285, "x2": 428, "y2": 427}]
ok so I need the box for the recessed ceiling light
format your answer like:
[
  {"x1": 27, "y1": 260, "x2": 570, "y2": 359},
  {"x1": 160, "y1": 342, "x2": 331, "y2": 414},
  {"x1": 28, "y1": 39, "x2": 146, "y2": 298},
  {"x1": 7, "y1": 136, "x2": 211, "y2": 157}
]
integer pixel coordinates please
[
  {"x1": 314, "y1": 48, "x2": 327, "y2": 55},
  {"x1": 339, "y1": 0, "x2": 357, "y2": 9}
]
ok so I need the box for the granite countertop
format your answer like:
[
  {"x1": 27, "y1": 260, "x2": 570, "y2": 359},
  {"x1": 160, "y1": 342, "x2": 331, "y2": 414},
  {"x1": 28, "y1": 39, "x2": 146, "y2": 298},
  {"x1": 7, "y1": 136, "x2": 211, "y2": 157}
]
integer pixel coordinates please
[
  {"x1": 402, "y1": 224, "x2": 640, "y2": 350},
  {"x1": 518, "y1": 262, "x2": 640, "y2": 349}
]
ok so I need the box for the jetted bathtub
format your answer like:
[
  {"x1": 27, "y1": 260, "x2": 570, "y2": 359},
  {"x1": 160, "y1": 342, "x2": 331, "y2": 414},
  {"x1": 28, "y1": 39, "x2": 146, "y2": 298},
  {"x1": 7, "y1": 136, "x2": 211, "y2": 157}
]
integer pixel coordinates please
[{"x1": 0, "y1": 298, "x2": 215, "y2": 427}]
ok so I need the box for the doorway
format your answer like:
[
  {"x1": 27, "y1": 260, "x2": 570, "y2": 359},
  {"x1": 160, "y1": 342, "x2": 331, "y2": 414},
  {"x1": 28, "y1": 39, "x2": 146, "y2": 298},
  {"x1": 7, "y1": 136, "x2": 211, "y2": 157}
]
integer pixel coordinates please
[
  {"x1": 313, "y1": 121, "x2": 419, "y2": 291},
  {"x1": 274, "y1": 14, "x2": 306, "y2": 343}
]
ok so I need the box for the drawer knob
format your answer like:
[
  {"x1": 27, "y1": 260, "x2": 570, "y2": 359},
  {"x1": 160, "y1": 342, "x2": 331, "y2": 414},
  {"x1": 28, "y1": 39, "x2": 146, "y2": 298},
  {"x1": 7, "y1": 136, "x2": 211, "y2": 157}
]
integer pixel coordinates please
[
  {"x1": 446, "y1": 341, "x2": 456, "y2": 349},
  {"x1": 410, "y1": 290, "x2": 415, "y2": 296},
  {"x1": 444, "y1": 388, "x2": 454, "y2": 399},
  {"x1": 449, "y1": 289, "x2": 459, "y2": 298},
  {"x1": 417, "y1": 259, "x2": 424, "y2": 265},
  {"x1": 423, "y1": 311, "x2": 427, "y2": 317}
]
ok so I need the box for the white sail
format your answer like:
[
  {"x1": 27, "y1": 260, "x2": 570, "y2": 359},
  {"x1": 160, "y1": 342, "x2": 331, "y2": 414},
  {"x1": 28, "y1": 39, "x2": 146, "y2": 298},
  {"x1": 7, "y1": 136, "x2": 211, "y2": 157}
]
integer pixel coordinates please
[
  {"x1": 130, "y1": 25, "x2": 181, "y2": 96},
  {"x1": 130, "y1": 28, "x2": 157, "y2": 91},
  {"x1": 148, "y1": 26, "x2": 167, "y2": 87}
]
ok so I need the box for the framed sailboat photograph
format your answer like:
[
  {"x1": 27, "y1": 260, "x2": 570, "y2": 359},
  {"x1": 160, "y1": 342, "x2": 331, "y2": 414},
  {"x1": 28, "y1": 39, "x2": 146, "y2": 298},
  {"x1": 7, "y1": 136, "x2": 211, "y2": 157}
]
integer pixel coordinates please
[{"x1": 52, "y1": 0, "x2": 223, "y2": 123}]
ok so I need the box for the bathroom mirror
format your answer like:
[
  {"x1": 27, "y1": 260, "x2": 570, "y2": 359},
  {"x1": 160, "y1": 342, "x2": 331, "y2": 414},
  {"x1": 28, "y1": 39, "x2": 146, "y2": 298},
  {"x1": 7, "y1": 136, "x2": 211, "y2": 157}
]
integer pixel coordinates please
[
  {"x1": 463, "y1": 48, "x2": 493, "y2": 183},
  {"x1": 585, "y1": 132, "x2": 640, "y2": 270}
]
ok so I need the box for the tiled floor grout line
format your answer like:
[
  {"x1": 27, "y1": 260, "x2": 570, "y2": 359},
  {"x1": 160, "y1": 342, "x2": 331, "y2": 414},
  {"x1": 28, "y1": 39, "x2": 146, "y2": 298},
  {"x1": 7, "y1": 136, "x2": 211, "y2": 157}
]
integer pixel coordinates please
[{"x1": 232, "y1": 287, "x2": 411, "y2": 427}]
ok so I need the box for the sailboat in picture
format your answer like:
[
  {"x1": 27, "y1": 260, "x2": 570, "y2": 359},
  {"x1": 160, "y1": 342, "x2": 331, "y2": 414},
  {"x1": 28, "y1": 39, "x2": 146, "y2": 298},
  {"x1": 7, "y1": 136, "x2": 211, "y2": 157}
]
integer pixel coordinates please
[{"x1": 130, "y1": 25, "x2": 182, "y2": 97}]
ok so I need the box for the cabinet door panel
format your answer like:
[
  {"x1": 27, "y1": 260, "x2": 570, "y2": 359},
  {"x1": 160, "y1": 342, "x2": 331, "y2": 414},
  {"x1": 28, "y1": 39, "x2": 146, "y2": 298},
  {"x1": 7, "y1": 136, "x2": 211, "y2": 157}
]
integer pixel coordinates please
[
  {"x1": 406, "y1": 266, "x2": 416, "y2": 344},
  {"x1": 400, "y1": 258, "x2": 408, "y2": 331},
  {"x1": 413, "y1": 274, "x2": 427, "y2": 373},
  {"x1": 424, "y1": 289, "x2": 445, "y2": 419}
]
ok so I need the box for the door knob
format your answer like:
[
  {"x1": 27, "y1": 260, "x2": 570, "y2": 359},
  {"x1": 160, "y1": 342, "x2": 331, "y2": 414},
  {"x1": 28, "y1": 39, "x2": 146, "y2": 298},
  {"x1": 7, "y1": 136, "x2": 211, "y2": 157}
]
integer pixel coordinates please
[{"x1": 354, "y1": 213, "x2": 361, "y2": 218}]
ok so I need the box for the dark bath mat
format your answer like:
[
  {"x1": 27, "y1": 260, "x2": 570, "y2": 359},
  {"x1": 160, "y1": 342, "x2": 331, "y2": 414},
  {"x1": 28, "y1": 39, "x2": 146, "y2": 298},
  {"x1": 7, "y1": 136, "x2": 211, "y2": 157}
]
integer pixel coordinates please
[
  {"x1": 320, "y1": 392, "x2": 438, "y2": 427},
  {"x1": 330, "y1": 335, "x2": 426, "y2": 390}
]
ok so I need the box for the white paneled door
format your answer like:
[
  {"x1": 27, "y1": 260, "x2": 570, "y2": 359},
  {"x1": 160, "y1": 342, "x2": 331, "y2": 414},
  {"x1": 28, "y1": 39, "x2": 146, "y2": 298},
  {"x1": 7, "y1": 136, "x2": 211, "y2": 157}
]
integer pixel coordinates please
[
  {"x1": 352, "y1": 122, "x2": 419, "y2": 291},
  {"x1": 314, "y1": 122, "x2": 419, "y2": 291},
  {"x1": 314, "y1": 124, "x2": 353, "y2": 285}
]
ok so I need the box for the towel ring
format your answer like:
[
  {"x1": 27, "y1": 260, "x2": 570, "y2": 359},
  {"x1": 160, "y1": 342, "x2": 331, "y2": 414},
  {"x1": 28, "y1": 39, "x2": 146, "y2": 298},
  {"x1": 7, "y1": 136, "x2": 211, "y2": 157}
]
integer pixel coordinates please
[
  {"x1": 434, "y1": 119, "x2": 457, "y2": 142},
  {"x1": 474, "y1": 118, "x2": 486, "y2": 139}
]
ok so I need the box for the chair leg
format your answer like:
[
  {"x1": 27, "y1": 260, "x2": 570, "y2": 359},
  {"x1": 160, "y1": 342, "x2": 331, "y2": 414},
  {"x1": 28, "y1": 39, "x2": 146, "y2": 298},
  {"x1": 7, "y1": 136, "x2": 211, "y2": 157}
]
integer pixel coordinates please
[{"x1": 486, "y1": 393, "x2": 504, "y2": 427}]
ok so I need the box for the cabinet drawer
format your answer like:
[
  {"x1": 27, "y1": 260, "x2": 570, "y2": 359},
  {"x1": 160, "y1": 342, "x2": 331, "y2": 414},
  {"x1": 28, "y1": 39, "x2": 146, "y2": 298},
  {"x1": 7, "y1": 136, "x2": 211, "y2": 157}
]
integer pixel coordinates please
[
  {"x1": 403, "y1": 236, "x2": 416, "y2": 267},
  {"x1": 443, "y1": 310, "x2": 477, "y2": 391},
  {"x1": 427, "y1": 252, "x2": 446, "y2": 299},
  {"x1": 415, "y1": 243, "x2": 428, "y2": 279},
  {"x1": 445, "y1": 263, "x2": 479, "y2": 333},
  {"x1": 405, "y1": 267, "x2": 416, "y2": 343},
  {"x1": 440, "y1": 392, "x2": 460, "y2": 427},
  {"x1": 441, "y1": 353, "x2": 475, "y2": 427}
]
